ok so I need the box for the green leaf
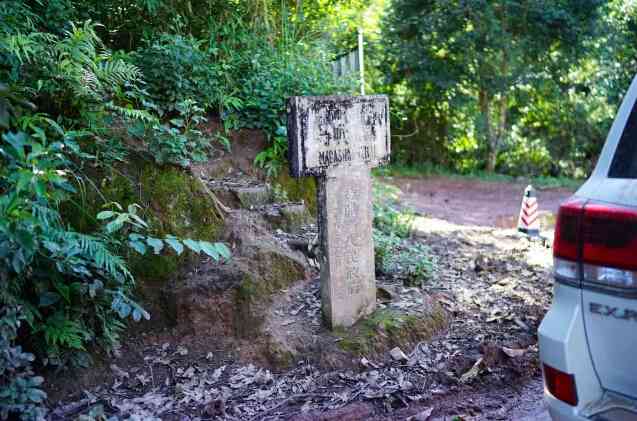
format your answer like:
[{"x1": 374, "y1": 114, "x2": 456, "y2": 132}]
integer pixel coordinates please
[
  {"x1": 170, "y1": 118, "x2": 184, "y2": 127},
  {"x1": 27, "y1": 388, "x2": 47, "y2": 403},
  {"x1": 16, "y1": 171, "x2": 32, "y2": 192},
  {"x1": 30, "y1": 376, "x2": 44, "y2": 387},
  {"x1": 129, "y1": 240, "x2": 147, "y2": 255},
  {"x1": 165, "y1": 237, "x2": 184, "y2": 255},
  {"x1": 39, "y1": 292, "x2": 60, "y2": 307},
  {"x1": 216, "y1": 243, "x2": 231, "y2": 259},
  {"x1": 182, "y1": 239, "x2": 201, "y2": 253},
  {"x1": 96, "y1": 210, "x2": 115, "y2": 220},
  {"x1": 199, "y1": 241, "x2": 220, "y2": 260},
  {"x1": 146, "y1": 237, "x2": 164, "y2": 254},
  {"x1": 106, "y1": 213, "x2": 128, "y2": 233}
]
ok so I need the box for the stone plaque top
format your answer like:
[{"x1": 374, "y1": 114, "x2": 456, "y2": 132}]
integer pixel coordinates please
[{"x1": 287, "y1": 95, "x2": 390, "y2": 178}]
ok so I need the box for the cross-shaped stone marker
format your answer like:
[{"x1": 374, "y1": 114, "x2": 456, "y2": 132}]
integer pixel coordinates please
[{"x1": 287, "y1": 95, "x2": 391, "y2": 328}]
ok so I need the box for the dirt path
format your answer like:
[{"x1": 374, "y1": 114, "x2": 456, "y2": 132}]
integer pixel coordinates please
[{"x1": 386, "y1": 176, "x2": 574, "y2": 229}]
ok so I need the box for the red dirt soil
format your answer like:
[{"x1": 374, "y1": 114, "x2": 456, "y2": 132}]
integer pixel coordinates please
[{"x1": 385, "y1": 176, "x2": 576, "y2": 228}]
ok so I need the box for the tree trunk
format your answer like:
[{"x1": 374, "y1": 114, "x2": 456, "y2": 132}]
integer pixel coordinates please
[
  {"x1": 479, "y1": 89, "x2": 496, "y2": 172},
  {"x1": 486, "y1": 94, "x2": 508, "y2": 172}
]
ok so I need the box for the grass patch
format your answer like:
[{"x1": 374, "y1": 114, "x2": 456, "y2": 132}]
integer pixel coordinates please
[{"x1": 374, "y1": 163, "x2": 583, "y2": 191}]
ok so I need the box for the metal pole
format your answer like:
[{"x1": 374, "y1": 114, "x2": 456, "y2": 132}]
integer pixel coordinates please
[{"x1": 358, "y1": 28, "x2": 365, "y2": 95}]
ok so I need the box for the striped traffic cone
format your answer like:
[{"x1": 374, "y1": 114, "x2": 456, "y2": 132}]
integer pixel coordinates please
[{"x1": 517, "y1": 185, "x2": 540, "y2": 238}]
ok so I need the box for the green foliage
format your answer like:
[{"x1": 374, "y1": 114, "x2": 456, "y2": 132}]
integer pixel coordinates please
[
  {"x1": 243, "y1": 32, "x2": 354, "y2": 174},
  {"x1": 381, "y1": 0, "x2": 608, "y2": 176},
  {"x1": 372, "y1": 181, "x2": 432, "y2": 287},
  {"x1": 0, "y1": 306, "x2": 47, "y2": 421},
  {"x1": 0, "y1": 6, "x2": 233, "y2": 416},
  {"x1": 0, "y1": 124, "x2": 136, "y2": 366},
  {"x1": 133, "y1": 34, "x2": 220, "y2": 112},
  {"x1": 255, "y1": 126, "x2": 289, "y2": 177},
  {"x1": 372, "y1": 182, "x2": 414, "y2": 238},
  {"x1": 146, "y1": 99, "x2": 211, "y2": 166},
  {"x1": 375, "y1": 163, "x2": 583, "y2": 190}
]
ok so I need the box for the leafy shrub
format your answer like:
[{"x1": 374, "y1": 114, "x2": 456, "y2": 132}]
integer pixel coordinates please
[
  {"x1": 373, "y1": 229, "x2": 402, "y2": 274},
  {"x1": 1, "y1": 21, "x2": 146, "y2": 124},
  {"x1": 0, "y1": 306, "x2": 47, "y2": 421},
  {"x1": 97, "y1": 203, "x2": 230, "y2": 264},
  {"x1": 134, "y1": 34, "x2": 221, "y2": 112},
  {"x1": 372, "y1": 182, "x2": 433, "y2": 286},
  {"x1": 372, "y1": 182, "x2": 415, "y2": 238},
  {"x1": 147, "y1": 99, "x2": 211, "y2": 166},
  {"x1": 242, "y1": 37, "x2": 355, "y2": 175},
  {"x1": 0, "y1": 126, "x2": 137, "y2": 366},
  {"x1": 0, "y1": 12, "x2": 231, "y2": 418},
  {"x1": 254, "y1": 126, "x2": 289, "y2": 177}
]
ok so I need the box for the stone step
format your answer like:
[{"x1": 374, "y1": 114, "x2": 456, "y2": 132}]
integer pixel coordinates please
[
  {"x1": 232, "y1": 184, "x2": 272, "y2": 208},
  {"x1": 204, "y1": 177, "x2": 273, "y2": 209},
  {"x1": 262, "y1": 202, "x2": 314, "y2": 234}
]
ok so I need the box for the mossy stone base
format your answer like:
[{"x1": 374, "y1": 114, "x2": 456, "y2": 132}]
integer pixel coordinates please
[{"x1": 335, "y1": 305, "x2": 448, "y2": 357}]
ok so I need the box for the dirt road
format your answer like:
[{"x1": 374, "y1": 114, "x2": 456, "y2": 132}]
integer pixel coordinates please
[
  {"x1": 388, "y1": 176, "x2": 574, "y2": 420},
  {"x1": 387, "y1": 176, "x2": 575, "y2": 229}
]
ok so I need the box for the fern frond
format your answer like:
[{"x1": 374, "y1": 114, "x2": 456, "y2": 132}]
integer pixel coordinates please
[
  {"x1": 52, "y1": 230, "x2": 133, "y2": 283},
  {"x1": 31, "y1": 204, "x2": 61, "y2": 229},
  {"x1": 106, "y1": 102, "x2": 157, "y2": 123},
  {"x1": 0, "y1": 32, "x2": 44, "y2": 64},
  {"x1": 97, "y1": 60, "x2": 141, "y2": 87},
  {"x1": 80, "y1": 68, "x2": 101, "y2": 95},
  {"x1": 0, "y1": 1, "x2": 38, "y2": 34}
]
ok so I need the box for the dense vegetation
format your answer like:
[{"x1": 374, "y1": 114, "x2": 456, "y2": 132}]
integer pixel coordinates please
[
  {"x1": 381, "y1": 0, "x2": 637, "y2": 178},
  {"x1": 2, "y1": 0, "x2": 637, "y2": 418},
  {"x1": 0, "y1": 1, "x2": 351, "y2": 418}
]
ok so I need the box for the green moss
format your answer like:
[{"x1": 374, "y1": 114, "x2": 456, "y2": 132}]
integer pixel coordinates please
[
  {"x1": 265, "y1": 342, "x2": 296, "y2": 368},
  {"x1": 62, "y1": 157, "x2": 223, "y2": 284},
  {"x1": 236, "y1": 274, "x2": 263, "y2": 303},
  {"x1": 336, "y1": 306, "x2": 448, "y2": 356},
  {"x1": 273, "y1": 171, "x2": 317, "y2": 215},
  {"x1": 232, "y1": 251, "x2": 305, "y2": 338}
]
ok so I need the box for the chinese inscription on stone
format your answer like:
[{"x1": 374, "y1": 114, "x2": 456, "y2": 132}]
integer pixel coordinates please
[{"x1": 287, "y1": 95, "x2": 390, "y2": 328}]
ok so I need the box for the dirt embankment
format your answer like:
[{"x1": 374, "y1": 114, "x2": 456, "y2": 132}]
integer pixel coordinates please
[{"x1": 48, "y1": 176, "x2": 561, "y2": 420}]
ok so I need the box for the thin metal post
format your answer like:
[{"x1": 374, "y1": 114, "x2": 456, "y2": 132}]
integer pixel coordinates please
[{"x1": 358, "y1": 28, "x2": 365, "y2": 95}]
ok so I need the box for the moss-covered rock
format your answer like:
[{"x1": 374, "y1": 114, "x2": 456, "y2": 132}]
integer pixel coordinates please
[
  {"x1": 273, "y1": 171, "x2": 317, "y2": 216},
  {"x1": 264, "y1": 203, "x2": 313, "y2": 233}
]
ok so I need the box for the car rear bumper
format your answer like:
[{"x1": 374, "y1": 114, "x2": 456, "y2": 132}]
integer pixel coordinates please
[
  {"x1": 546, "y1": 393, "x2": 589, "y2": 421},
  {"x1": 539, "y1": 283, "x2": 604, "y2": 420}
]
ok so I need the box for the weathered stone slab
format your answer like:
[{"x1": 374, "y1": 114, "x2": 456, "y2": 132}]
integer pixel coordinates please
[
  {"x1": 287, "y1": 95, "x2": 390, "y2": 329},
  {"x1": 318, "y1": 165, "x2": 376, "y2": 328},
  {"x1": 287, "y1": 95, "x2": 390, "y2": 177}
]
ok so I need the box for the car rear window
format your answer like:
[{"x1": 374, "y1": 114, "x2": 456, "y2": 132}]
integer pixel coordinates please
[{"x1": 609, "y1": 99, "x2": 637, "y2": 178}]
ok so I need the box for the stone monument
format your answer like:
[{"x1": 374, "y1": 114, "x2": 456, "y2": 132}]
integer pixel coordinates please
[{"x1": 287, "y1": 95, "x2": 390, "y2": 328}]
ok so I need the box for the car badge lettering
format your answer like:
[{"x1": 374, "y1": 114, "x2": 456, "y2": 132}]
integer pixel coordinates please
[{"x1": 590, "y1": 302, "x2": 637, "y2": 321}]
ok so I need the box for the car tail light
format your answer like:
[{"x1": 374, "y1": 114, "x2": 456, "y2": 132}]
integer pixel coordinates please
[
  {"x1": 553, "y1": 198, "x2": 637, "y2": 289},
  {"x1": 553, "y1": 198, "x2": 585, "y2": 281},
  {"x1": 543, "y1": 363, "x2": 578, "y2": 406},
  {"x1": 581, "y1": 202, "x2": 637, "y2": 289},
  {"x1": 582, "y1": 202, "x2": 637, "y2": 270}
]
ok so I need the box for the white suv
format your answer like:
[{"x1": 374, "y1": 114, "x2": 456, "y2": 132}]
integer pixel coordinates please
[{"x1": 539, "y1": 76, "x2": 637, "y2": 420}]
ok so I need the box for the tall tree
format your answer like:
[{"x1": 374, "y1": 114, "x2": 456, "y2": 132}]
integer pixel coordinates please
[{"x1": 382, "y1": 0, "x2": 603, "y2": 171}]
